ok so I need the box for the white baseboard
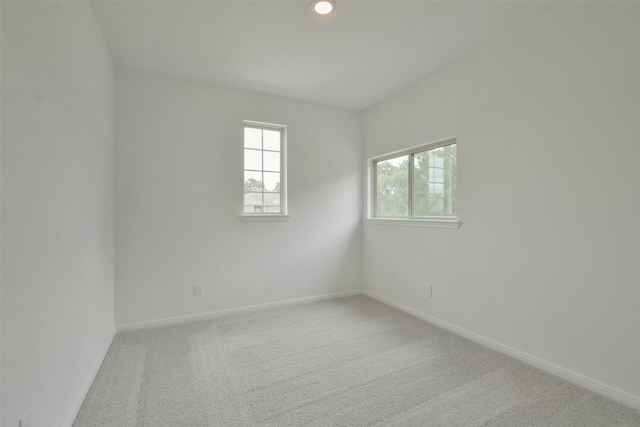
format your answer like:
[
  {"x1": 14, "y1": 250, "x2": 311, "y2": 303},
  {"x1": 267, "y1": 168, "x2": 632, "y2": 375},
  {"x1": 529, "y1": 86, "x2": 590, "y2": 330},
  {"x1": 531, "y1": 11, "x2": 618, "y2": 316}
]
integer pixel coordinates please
[
  {"x1": 116, "y1": 289, "x2": 363, "y2": 333},
  {"x1": 64, "y1": 326, "x2": 116, "y2": 427},
  {"x1": 363, "y1": 289, "x2": 640, "y2": 411}
]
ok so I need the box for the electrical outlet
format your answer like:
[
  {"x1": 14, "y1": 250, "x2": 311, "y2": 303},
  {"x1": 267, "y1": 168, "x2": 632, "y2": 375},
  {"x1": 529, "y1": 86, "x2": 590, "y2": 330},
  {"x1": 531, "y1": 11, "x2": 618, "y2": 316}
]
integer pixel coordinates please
[
  {"x1": 19, "y1": 409, "x2": 31, "y2": 427},
  {"x1": 194, "y1": 284, "x2": 204, "y2": 297},
  {"x1": 426, "y1": 285, "x2": 432, "y2": 297}
]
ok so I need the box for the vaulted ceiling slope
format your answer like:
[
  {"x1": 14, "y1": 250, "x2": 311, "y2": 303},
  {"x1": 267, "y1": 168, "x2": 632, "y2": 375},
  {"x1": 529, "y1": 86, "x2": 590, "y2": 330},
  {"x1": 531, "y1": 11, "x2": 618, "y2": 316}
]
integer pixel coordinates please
[{"x1": 91, "y1": 1, "x2": 556, "y2": 110}]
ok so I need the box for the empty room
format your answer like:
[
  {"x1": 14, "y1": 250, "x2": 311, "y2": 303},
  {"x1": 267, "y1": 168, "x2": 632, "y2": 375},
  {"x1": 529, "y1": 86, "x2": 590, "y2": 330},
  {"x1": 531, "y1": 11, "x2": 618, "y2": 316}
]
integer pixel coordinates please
[{"x1": 1, "y1": 0, "x2": 639, "y2": 426}]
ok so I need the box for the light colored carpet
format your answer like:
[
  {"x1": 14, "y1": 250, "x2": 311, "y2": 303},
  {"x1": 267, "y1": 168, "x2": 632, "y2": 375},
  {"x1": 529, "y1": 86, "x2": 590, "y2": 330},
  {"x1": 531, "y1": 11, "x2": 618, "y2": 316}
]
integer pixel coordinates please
[{"x1": 74, "y1": 295, "x2": 640, "y2": 426}]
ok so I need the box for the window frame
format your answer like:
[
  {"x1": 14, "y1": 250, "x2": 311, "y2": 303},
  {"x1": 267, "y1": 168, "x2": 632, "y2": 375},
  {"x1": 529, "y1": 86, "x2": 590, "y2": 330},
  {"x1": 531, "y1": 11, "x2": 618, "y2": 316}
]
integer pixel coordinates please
[
  {"x1": 240, "y1": 120, "x2": 289, "y2": 221},
  {"x1": 367, "y1": 136, "x2": 459, "y2": 229}
]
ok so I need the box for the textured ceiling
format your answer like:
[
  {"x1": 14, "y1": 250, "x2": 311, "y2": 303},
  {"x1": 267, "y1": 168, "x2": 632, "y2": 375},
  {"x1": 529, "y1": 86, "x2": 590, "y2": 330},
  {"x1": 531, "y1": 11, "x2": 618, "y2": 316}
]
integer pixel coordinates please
[{"x1": 91, "y1": 1, "x2": 556, "y2": 110}]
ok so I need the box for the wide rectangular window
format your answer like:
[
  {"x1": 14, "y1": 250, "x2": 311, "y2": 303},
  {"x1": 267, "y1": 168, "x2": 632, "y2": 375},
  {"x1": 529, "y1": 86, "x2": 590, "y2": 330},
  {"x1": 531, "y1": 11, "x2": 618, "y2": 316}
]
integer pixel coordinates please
[
  {"x1": 243, "y1": 121, "x2": 287, "y2": 216},
  {"x1": 372, "y1": 137, "x2": 457, "y2": 222}
]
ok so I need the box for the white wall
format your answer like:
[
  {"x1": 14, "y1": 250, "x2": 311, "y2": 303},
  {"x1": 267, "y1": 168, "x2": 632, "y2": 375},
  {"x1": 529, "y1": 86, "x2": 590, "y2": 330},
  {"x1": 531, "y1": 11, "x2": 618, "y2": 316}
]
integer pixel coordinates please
[
  {"x1": 115, "y1": 68, "x2": 362, "y2": 327},
  {"x1": 363, "y1": 2, "x2": 640, "y2": 406},
  {"x1": 1, "y1": 2, "x2": 115, "y2": 426}
]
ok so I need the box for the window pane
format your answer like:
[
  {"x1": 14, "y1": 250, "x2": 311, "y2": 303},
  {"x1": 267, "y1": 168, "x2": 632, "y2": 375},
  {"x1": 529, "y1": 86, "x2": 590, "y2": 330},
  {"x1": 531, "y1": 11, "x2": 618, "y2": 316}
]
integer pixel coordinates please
[
  {"x1": 376, "y1": 155, "x2": 409, "y2": 217},
  {"x1": 244, "y1": 192, "x2": 263, "y2": 213},
  {"x1": 263, "y1": 172, "x2": 280, "y2": 192},
  {"x1": 244, "y1": 127, "x2": 262, "y2": 149},
  {"x1": 263, "y1": 151, "x2": 280, "y2": 172},
  {"x1": 429, "y1": 152, "x2": 444, "y2": 168},
  {"x1": 413, "y1": 144, "x2": 456, "y2": 217},
  {"x1": 263, "y1": 130, "x2": 281, "y2": 151},
  {"x1": 428, "y1": 168, "x2": 444, "y2": 183},
  {"x1": 244, "y1": 171, "x2": 263, "y2": 193},
  {"x1": 430, "y1": 183, "x2": 444, "y2": 195},
  {"x1": 244, "y1": 149, "x2": 262, "y2": 171},
  {"x1": 264, "y1": 192, "x2": 281, "y2": 213}
]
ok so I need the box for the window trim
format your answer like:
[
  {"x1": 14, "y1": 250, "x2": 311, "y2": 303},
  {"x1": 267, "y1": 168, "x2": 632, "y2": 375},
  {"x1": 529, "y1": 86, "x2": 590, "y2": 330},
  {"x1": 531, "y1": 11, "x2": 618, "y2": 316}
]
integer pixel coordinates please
[
  {"x1": 240, "y1": 214, "x2": 291, "y2": 222},
  {"x1": 365, "y1": 217, "x2": 460, "y2": 229},
  {"x1": 367, "y1": 136, "x2": 459, "y2": 228},
  {"x1": 241, "y1": 120, "x2": 288, "y2": 219}
]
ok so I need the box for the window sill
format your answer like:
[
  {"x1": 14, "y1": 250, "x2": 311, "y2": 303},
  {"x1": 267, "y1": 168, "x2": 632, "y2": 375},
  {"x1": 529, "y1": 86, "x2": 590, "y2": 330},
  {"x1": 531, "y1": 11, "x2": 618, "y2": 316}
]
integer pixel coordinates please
[
  {"x1": 240, "y1": 214, "x2": 290, "y2": 222},
  {"x1": 365, "y1": 217, "x2": 460, "y2": 229}
]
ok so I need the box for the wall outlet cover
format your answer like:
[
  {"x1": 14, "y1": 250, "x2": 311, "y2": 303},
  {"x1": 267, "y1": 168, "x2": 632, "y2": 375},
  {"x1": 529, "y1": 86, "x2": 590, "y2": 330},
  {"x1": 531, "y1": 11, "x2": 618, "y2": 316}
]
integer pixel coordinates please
[{"x1": 195, "y1": 284, "x2": 204, "y2": 296}]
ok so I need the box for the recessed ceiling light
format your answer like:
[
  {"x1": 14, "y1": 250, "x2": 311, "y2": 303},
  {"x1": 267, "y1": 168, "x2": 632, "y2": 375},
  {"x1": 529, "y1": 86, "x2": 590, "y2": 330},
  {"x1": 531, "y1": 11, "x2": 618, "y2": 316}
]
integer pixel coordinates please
[{"x1": 311, "y1": 0, "x2": 336, "y2": 15}]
